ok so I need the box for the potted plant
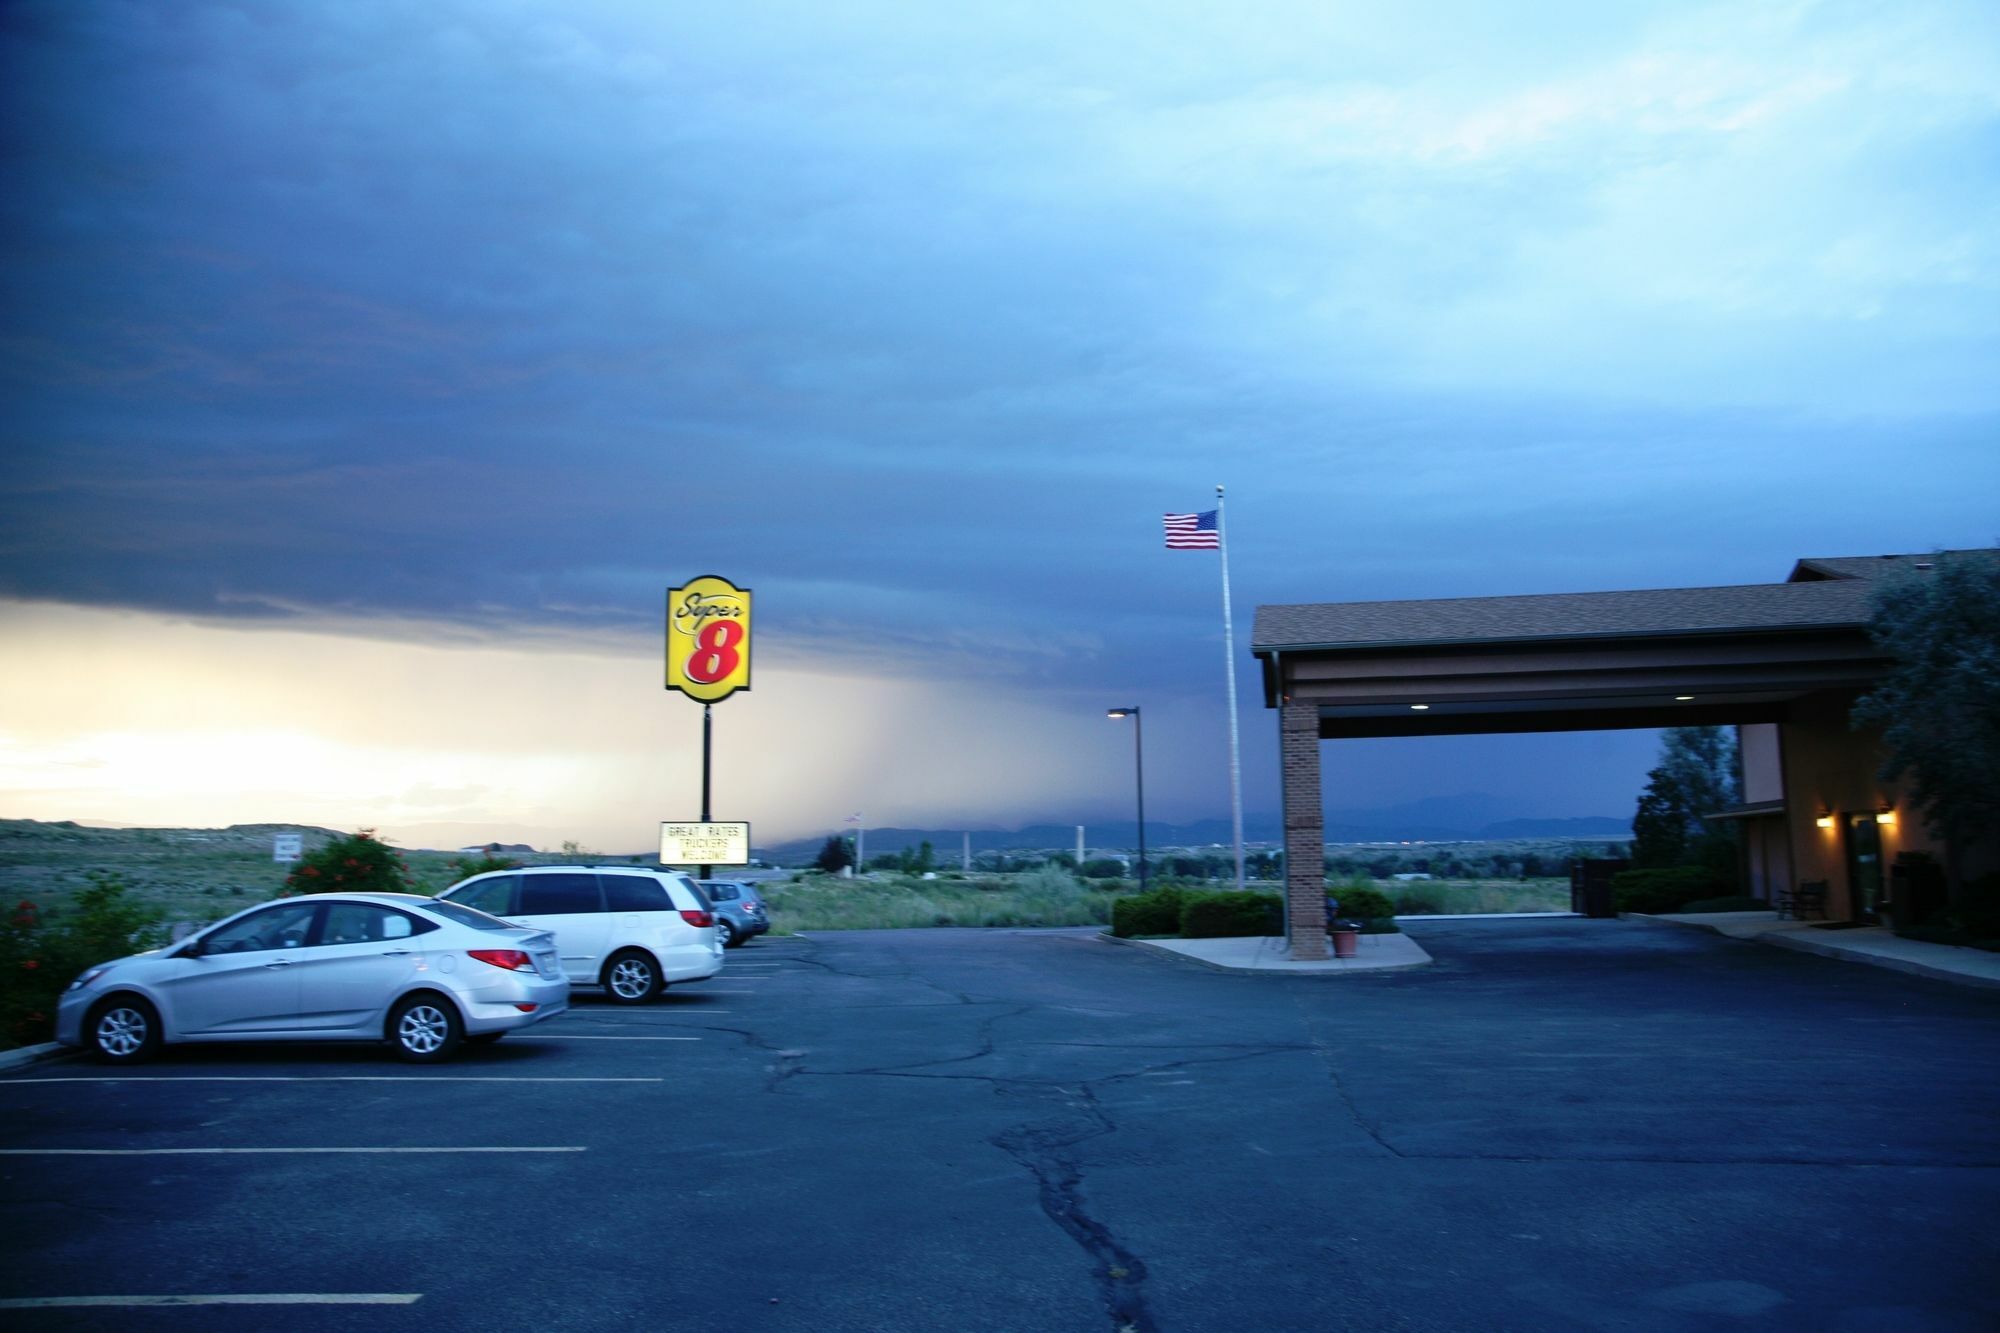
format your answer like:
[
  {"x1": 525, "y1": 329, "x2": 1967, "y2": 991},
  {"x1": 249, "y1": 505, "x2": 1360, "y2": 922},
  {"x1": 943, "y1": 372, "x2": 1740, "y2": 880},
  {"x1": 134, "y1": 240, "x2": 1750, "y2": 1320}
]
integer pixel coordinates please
[{"x1": 1329, "y1": 918, "x2": 1361, "y2": 959}]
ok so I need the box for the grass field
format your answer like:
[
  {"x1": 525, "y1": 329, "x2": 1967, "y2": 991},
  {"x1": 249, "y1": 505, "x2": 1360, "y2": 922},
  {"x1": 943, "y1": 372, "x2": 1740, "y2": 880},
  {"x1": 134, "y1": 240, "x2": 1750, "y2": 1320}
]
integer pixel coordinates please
[{"x1": 0, "y1": 820, "x2": 1576, "y2": 934}]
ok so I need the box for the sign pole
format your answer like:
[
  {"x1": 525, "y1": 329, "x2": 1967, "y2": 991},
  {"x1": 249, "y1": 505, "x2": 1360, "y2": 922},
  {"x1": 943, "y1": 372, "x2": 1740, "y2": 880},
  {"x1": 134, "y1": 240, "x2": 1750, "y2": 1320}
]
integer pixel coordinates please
[{"x1": 700, "y1": 704, "x2": 713, "y2": 880}]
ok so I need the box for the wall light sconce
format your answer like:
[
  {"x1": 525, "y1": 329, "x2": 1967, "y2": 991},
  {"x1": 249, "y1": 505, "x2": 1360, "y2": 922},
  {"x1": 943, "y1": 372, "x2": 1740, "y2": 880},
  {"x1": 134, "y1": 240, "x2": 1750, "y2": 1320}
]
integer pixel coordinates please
[
  {"x1": 1876, "y1": 807, "x2": 1897, "y2": 827},
  {"x1": 1815, "y1": 811, "x2": 1835, "y2": 829}
]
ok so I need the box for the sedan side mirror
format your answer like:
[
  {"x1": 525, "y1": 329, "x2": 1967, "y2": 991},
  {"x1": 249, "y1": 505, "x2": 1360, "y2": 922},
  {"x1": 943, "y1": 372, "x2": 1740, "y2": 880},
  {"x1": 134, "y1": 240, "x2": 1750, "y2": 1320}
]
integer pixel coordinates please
[{"x1": 175, "y1": 937, "x2": 205, "y2": 959}]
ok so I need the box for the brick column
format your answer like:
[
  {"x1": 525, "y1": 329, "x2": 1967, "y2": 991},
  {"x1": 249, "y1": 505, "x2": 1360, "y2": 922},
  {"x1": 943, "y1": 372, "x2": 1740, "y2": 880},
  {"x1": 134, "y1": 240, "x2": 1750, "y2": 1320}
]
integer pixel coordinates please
[{"x1": 1281, "y1": 699, "x2": 1328, "y2": 959}]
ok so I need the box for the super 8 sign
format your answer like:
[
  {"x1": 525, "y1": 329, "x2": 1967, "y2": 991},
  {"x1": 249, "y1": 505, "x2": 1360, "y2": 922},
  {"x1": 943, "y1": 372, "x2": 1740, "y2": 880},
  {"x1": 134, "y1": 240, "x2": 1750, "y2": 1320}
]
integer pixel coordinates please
[{"x1": 666, "y1": 576, "x2": 752, "y2": 703}]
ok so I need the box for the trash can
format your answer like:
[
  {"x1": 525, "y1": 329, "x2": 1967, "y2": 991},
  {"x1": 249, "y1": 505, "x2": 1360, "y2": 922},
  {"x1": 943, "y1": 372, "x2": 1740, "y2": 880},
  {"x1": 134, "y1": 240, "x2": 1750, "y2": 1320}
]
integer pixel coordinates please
[{"x1": 1330, "y1": 923, "x2": 1360, "y2": 959}]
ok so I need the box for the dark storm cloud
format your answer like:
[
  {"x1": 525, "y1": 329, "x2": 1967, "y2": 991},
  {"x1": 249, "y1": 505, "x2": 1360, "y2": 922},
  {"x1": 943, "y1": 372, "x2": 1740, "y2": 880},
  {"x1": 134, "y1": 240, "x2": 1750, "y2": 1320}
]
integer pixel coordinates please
[{"x1": 4, "y1": 0, "x2": 1998, "y2": 713}]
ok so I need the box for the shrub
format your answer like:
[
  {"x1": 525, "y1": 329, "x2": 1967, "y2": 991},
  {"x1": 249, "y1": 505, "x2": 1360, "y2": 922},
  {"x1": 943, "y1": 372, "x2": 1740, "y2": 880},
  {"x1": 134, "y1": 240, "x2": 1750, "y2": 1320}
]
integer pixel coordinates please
[
  {"x1": 1016, "y1": 865, "x2": 1084, "y2": 896},
  {"x1": 1902, "y1": 872, "x2": 2000, "y2": 951},
  {"x1": 1, "y1": 873, "x2": 163, "y2": 1047},
  {"x1": 1679, "y1": 895, "x2": 1769, "y2": 914},
  {"x1": 1178, "y1": 891, "x2": 1282, "y2": 938},
  {"x1": 284, "y1": 829, "x2": 415, "y2": 896},
  {"x1": 1610, "y1": 865, "x2": 1732, "y2": 914},
  {"x1": 445, "y1": 847, "x2": 522, "y2": 885},
  {"x1": 1110, "y1": 887, "x2": 1185, "y2": 938},
  {"x1": 1392, "y1": 887, "x2": 1446, "y2": 915},
  {"x1": 1331, "y1": 883, "x2": 1396, "y2": 922}
]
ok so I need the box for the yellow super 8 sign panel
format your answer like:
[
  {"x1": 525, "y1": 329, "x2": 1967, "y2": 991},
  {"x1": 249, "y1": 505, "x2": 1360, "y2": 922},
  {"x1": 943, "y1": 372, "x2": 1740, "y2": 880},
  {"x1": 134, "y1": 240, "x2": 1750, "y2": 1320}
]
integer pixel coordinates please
[{"x1": 666, "y1": 575, "x2": 751, "y2": 703}]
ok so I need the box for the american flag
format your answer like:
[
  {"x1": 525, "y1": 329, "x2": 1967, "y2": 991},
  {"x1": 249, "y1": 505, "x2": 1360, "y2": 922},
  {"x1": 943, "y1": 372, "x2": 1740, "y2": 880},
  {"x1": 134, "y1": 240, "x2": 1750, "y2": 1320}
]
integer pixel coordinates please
[{"x1": 1163, "y1": 510, "x2": 1220, "y2": 549}]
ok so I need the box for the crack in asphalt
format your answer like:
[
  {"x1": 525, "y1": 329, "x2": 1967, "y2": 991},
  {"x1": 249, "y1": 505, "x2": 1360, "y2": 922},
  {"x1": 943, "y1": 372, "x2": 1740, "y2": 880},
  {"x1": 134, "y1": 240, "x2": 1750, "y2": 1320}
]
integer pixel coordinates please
[
  {"x1": 695, "y1": 938, "x2": 1308, "y2": 1329},
  {"x1": 991, "y1": 1085, "x2": 1158, "y2": 1333},
  {"x1": 1288, "y1": 983, "x2": 1407, "y2": 1159}
]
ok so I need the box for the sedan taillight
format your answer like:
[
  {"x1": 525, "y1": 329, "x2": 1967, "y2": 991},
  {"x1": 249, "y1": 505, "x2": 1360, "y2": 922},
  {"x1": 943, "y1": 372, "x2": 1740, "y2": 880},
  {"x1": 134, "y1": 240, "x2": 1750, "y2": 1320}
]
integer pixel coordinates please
[
  {"x1": 679, "y1": 909, "x2": 714, "y2": 928},
  {"x1": 469, "y1": 949, "x2": 535, "y2": 971}
]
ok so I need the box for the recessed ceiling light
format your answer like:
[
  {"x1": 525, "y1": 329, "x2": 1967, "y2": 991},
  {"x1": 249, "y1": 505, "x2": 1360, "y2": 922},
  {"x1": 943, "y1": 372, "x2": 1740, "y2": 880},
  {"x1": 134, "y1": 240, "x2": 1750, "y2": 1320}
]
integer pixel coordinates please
[
  {"x1": 1674, "y1": 695, "x2": 1694, "y2": 701},
  {"x1": 1410, "y1": 704, "x2": 1430, "y2": 710}
]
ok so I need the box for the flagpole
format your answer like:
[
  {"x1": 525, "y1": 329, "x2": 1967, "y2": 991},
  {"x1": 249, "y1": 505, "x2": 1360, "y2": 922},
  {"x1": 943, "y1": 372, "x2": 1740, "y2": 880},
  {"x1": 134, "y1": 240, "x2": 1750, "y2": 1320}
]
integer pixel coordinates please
[{"x1": 1216, "y1": 484, "x2": 1245, "y2": 893}]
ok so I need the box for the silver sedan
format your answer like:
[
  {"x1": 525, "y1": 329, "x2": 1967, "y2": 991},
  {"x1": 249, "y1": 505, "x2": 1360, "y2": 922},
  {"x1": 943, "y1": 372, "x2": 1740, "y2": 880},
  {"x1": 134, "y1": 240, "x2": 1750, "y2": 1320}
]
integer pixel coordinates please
[{"x1": 56, "y1": 892, "x2": 569, "y2": 1064}]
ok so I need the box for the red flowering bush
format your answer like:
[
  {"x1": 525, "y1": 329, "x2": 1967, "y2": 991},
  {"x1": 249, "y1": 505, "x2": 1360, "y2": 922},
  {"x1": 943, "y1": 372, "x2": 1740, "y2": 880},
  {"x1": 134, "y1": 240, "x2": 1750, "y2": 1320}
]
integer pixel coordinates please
[
  {"x1": 1, "y1": 875, "x2": 161, "y2": 1048},
  {"x1": 282, "y1": 829, "x2": 414, "y2": 896}
]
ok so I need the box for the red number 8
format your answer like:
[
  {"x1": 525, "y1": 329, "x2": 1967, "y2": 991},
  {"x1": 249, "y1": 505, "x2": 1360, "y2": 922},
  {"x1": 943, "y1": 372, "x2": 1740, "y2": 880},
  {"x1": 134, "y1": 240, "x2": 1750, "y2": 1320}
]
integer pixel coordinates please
[{"x1": 684, "y1": 620, "x2": 743, "y2": 685}]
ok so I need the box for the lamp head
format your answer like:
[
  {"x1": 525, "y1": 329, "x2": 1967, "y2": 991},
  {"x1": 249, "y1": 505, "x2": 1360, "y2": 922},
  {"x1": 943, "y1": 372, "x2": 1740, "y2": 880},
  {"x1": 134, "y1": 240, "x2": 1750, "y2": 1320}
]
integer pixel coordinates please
[{"x1": 1106, "y1": 707, "x2": 1138, "y2": 719}]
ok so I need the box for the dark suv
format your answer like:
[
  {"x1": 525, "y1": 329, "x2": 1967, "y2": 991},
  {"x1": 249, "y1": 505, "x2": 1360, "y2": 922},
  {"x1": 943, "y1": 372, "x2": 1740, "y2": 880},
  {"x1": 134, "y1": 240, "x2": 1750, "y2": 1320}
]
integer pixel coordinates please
[{"x1": 702, "y1": 880, "x2": 770, "y2": 947}]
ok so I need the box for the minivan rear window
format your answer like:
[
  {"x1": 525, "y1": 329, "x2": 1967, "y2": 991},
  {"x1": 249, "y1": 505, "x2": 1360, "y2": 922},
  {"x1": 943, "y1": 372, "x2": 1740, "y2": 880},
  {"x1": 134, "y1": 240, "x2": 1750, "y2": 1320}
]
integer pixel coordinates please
[
  {"x1": 603, "y1": 875, "x2": 670, "y2": 911},
  {"x1": 519, "y1": 872, "x2": 603, "y2": 915}
]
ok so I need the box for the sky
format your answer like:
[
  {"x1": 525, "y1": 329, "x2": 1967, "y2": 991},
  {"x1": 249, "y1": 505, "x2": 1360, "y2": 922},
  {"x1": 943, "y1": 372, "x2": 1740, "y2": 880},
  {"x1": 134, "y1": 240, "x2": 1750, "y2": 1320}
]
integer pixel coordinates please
[{"x1": 3, "y1": 1, "x2": 1996, "y2": 852}]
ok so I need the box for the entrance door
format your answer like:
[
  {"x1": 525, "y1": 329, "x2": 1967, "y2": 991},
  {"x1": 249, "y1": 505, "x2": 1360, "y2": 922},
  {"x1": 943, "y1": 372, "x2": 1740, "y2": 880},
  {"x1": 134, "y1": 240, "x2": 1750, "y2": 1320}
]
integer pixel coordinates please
[{"x1": 1845, "y1": 814, "x2": 1883, "y2": 922}]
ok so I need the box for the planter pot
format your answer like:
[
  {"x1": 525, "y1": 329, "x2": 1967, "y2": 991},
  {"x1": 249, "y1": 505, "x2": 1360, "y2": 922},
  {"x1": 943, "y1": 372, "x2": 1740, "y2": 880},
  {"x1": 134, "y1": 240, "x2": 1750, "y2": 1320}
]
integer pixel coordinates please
[{"x1": 1330, "y1": 928, "x2": 1359, "y2": 959}]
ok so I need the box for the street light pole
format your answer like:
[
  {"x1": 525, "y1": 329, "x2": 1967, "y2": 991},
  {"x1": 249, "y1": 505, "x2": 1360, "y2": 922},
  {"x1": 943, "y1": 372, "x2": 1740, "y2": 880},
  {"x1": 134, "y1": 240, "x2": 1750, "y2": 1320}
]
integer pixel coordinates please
[{"x1": 1107, "y1": 707, "x2": 1145, "y2": 893}]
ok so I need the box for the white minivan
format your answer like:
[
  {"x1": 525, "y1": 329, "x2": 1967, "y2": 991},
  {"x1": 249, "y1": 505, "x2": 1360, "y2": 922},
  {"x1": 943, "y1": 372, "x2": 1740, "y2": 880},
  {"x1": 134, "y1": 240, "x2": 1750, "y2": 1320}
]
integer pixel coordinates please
[{"x1": 439, "y1": 866, "x2": 722, "y2": 1003}]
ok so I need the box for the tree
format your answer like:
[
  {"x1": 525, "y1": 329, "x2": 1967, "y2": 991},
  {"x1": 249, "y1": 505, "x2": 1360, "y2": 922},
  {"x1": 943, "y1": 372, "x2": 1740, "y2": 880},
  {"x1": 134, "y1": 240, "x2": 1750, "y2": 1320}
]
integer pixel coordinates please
[
  {"x1": 284, "y1": 829, "x2": 414, "y2": 895},
  {"x1": 1632, "y1": 727, "x2": 1742, "y2": 871},
  {"x1": 814, "y1": 835, "x2": 855, "y2": 874},
  {"x1": 1851, "y1": 552, "x2": 2000, "y2": 861}
]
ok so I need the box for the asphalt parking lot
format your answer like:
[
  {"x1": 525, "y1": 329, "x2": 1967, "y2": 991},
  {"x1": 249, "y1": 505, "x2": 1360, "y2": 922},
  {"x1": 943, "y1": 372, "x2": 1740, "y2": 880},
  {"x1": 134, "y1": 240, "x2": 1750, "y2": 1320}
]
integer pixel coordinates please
[{"x1": 3, "y1": 919, "x2": 1998, "y2": 1332}]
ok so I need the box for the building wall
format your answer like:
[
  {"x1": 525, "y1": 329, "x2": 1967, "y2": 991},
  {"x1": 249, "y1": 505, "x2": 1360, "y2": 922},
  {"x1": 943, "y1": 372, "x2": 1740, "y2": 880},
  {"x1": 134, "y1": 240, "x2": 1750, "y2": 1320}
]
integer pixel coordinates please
[
  {"x1": 1777, "y1": 691, "x2": 1945, "y2": 919},
  {"x1": 1740, "y1": 817, "x2": 1791, "y2": 904},
  {"x1": 1740, "y1": 723, "x2": 1783, "y2": 803}
]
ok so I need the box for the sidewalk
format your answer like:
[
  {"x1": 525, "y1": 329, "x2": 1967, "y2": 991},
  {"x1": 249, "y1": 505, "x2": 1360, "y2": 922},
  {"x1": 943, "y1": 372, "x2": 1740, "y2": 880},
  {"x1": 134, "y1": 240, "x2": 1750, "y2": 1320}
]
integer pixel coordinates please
[
  {"x1": 1633, "y1": 910, "x2": 2000, "y2": 991},
  {"x1": 1101, "y1": 930, "x2": 1433, "y2": 976}
]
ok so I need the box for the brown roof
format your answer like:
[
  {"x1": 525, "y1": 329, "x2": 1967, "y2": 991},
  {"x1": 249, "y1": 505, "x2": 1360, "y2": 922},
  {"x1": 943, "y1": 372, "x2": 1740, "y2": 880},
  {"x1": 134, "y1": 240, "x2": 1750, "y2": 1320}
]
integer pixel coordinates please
[
  {"x1": 1253, "y1": 577, "x2": 1879, "y2": 653},
  {"x1": 1788, "y1": 550, "x2": 1990, "y2": 581}
]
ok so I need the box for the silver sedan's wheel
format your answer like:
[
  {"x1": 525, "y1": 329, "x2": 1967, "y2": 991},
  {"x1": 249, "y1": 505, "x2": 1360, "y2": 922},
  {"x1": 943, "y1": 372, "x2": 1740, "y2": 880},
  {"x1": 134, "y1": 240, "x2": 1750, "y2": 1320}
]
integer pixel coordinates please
[
  {"x1": 604, "y1": 950, "x2": 661, "y2": 1004},
  {"x1": 88, "y1": 997, "x2": 161, "y2": 1065},
  {"x1": 390, "y1": 994, "x2": 462, "y2": 1063}
]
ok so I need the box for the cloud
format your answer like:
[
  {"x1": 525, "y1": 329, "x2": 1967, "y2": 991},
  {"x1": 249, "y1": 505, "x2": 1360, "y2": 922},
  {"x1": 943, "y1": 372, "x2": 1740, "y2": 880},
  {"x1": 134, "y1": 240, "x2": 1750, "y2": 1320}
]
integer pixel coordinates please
[{"x1": 1, "y1": 0, "x2": 1996, "y2": 836}]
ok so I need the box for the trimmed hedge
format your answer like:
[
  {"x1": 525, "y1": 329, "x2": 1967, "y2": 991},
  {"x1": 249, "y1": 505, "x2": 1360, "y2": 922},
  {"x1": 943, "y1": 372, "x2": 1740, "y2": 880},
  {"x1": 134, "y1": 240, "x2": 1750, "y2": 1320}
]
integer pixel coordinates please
[
  {"x1": 1178, "y1": 891, "x2": 1282, "y2": 938},
  {"x1": 1610, "y1": 865, "x2": 1734, "y2": 915},
  {"x1": 1110, "y1": 886, "x2": 1186, "y2": 938},
  {"x1": 1332, "y1": 884, "x2": 1396, "y2": 922}
]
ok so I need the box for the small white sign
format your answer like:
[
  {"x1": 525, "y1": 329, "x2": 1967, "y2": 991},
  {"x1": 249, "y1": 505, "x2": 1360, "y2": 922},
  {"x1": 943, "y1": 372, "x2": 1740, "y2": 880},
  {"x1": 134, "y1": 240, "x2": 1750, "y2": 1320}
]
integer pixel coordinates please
[
  {"x1": 659, "y1": 821, "x2": 750, "y2": 865},
  {"x1": 273, "y1": 833, "x2": 304, "y2": 863}
]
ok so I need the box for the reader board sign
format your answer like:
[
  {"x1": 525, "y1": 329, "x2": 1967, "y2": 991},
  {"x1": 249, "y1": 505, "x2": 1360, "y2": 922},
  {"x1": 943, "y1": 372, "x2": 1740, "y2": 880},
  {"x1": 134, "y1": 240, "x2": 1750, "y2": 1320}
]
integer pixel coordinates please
[
  {"x1": 665, "y1": 575, "x2": 752, "y2": 703},
  {"x1": 273, "y1": 833, "x2": 303, "y2": 863},
  {"x1": 660, "y1": 821, "x2": 750, "y2": 866}
]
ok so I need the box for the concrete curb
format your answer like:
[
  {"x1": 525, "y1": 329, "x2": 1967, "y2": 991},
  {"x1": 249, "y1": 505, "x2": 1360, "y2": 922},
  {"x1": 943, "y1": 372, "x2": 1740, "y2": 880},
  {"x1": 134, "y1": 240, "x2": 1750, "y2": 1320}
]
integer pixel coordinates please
[
  {"x1": 1757, "y1": 930, "x2": 2000, "y2": 991},
  {"x1": 1628, "y1": 913, "x2": 2000, "y2": 991},
  {"x1": 0, "y1": 1041, "x2": 73, "y2": 1074},
  {"x1": 1098, "y1": 930, "x2": 1434, "y2": 977}
]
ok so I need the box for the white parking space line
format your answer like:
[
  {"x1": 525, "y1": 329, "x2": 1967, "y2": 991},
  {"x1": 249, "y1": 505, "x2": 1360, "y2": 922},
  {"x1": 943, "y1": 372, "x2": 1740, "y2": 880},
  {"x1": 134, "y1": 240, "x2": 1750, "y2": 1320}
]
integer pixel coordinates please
[
  {"x1": 0, "y1": 1294, "x2": 423, "y2": 1309},
  {"x1": 0, "y1": 1076, "x2": 663, "y2": 1084},
  {"x1": 0, "y1": 1147, "x2": 586, "y2": 1155}
]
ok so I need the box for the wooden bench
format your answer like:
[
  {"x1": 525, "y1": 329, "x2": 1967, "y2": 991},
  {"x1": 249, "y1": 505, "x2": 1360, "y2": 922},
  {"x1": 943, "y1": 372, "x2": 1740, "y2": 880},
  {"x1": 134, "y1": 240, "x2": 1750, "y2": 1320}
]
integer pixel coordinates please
[{"x1": 1777, "y1": 879, "x2": 1830, "y2": 920}]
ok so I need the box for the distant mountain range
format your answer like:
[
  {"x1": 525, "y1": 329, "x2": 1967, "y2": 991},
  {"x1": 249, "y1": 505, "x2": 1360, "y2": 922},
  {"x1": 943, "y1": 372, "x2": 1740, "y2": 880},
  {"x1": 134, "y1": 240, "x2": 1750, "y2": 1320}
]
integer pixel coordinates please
[{"x1": 758, "y1": 794, "x2": 1631, "y2": 862}]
